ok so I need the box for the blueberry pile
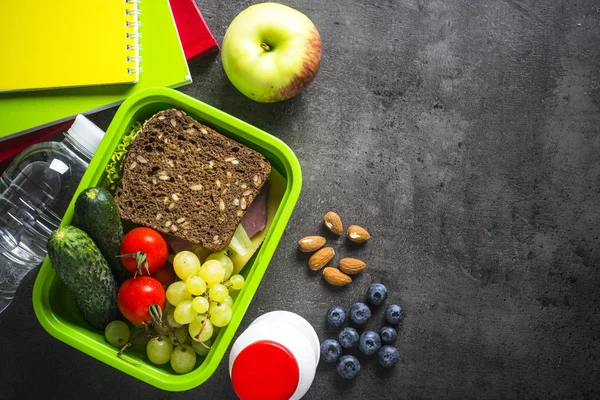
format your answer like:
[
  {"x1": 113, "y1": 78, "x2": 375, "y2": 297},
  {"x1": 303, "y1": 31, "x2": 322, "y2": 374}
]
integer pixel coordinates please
[{"x1": 319, "y1": 283, "x2": 404, "y2": 379}]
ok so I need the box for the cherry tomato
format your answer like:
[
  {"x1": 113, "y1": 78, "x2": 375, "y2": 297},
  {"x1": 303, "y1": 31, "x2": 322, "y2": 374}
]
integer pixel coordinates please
[
  {"x1": 117, "y1": 276, "x2": 166, "y2": 325},
  {"x1": 119, "y1": 227, "x2": 168, "y2": 276},
  {"x1": 152, "y1": 261, "x2": 176, "y2": 289}
]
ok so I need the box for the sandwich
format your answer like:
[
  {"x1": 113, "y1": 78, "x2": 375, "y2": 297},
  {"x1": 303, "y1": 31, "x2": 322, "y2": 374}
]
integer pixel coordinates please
[{"x1": 114, "y1": 109, "x2": 271, "y2": 254}]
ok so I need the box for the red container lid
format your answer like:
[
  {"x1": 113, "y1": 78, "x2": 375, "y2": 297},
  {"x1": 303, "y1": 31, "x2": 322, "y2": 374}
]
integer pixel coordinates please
[{"x1": 231, "y1": 340, "x2": 300, "y2": 400}]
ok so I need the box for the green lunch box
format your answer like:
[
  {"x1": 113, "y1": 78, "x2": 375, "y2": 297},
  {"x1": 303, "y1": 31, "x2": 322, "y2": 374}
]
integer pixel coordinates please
[{"x1": 32, "y1": 87, "x2": 302, "y2": 391}]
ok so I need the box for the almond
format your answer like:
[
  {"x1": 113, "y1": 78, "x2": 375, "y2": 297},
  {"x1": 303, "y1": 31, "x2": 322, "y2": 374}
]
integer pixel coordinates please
[
  {"x1": 347, "y1": 225, "x2": 370, "y2": 243},
  {"x1": 323, "y1": 267, "x2": 352, "y2": 286},
  {"x1": 339, "y1": 258, "x2": 366, "y2": 274},
  {"x1": 308, "y1": 247, "x2": 335, "y2": 271},
  {"x1": 323, "y1": 211, "x2": 343, "y2": 235},
  {"x1": 298, "y1": 236, "x2": 326, "y2": 252}
]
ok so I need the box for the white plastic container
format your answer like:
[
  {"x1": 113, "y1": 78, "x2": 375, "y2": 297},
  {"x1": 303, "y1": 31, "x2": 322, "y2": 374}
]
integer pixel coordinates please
[{"x1": 229, "y1": 311, "x2": 320, "y2": 400}]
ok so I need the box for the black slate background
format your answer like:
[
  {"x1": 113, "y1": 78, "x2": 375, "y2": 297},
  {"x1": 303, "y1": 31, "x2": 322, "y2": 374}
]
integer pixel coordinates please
[{"x1": 2, "y1": 0, "x2": 600, "y2": 399}]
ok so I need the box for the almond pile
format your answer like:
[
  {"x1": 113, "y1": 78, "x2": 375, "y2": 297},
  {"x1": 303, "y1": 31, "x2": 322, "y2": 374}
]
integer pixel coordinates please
[{"x1": 298, "y1": 211, "x2": 370, "y2": 287}]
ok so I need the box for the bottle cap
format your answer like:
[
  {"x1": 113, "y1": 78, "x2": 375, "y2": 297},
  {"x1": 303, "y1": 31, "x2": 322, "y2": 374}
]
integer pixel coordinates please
[
  {"x1": 231, "y1": 340, "x2": 300, "y2": 400},
  {"x1": 252, "y1": 311, "x2": 321, "y2": 365},
  {"x1": 67, "y1": 114, "x2": 105, "y2": 155}
]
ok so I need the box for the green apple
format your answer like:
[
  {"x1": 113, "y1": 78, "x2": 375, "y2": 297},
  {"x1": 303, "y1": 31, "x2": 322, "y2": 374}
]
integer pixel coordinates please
[{"x1": 221, "y1": 2, "x2": 322, "y2": 103}]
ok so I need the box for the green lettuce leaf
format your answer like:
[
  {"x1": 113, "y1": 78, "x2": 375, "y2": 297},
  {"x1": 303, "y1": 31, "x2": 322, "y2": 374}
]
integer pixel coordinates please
[{"x1": 99, "y1": 121, "x2": 142, "y2": 193}]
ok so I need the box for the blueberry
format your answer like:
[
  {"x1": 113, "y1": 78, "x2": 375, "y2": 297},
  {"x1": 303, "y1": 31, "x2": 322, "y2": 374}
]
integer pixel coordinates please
[
  {"x1": 349, "y1": 302, "x2": 371, "y2": 325},
  {"x1": 385, "y1": 304, "x2": 404, "y2": 325},
  {"x1": 320, "y1": 339, "x2": 343, "y2": 364},
  {"x1": 338, "y1": 327, "x2": 360, "y2": 348},
  {"x1": 358, "y1": 330, "x2": 381, "y2": 356},
  {"x1": 378, "y1": 345, "x2": 400, "y2": 368},
  {"x1": 366, "y1": 283, "x2": 388, "y2": 306},
  {"x1": 336, "y1": 355, "x2": 361, "y2": 379},
  {"x1": 380, "y1": 326, "x2": 397, "y2": 344},
  {"x1": 326, "y1": 305, "x2": 346, "y2": 329}
]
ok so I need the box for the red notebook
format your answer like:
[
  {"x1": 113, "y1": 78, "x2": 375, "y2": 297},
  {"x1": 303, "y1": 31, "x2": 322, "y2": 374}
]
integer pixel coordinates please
[
  {"x1": 0, "y1": 121, "x2": 76, "y2": 170},
  {"x1": 0, "y1": 0, "x2": 218, "y2": 167},
  {"x1": 170, "y1": 0, "x2": 219, "y2": 62}
]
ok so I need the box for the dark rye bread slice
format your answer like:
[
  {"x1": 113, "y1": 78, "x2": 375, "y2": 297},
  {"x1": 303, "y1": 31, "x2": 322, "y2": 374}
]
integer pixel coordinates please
[{"x1": 114, "y1": 109, "x2": 271, "y2": 252}]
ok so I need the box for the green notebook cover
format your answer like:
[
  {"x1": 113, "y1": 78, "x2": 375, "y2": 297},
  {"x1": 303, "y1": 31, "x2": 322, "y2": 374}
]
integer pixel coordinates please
[{"x1": 0, "y1": 0, "x2": 192, "y2": 140}]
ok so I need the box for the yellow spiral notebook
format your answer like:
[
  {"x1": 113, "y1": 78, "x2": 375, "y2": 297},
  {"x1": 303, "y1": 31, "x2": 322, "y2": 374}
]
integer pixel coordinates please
[{"x1": 0, "y1": 0, "x2": 142, "y2": 93}]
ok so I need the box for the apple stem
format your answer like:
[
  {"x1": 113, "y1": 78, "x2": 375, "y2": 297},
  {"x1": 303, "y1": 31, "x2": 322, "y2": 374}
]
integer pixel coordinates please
[{"x1": 260, "y1": 43, "x2": 271, "y2": 51}]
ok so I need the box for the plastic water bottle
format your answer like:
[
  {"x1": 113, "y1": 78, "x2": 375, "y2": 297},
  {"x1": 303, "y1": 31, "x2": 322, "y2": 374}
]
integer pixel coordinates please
[{"x1": 0, "y1": 115, "x2": 105, "y2": 313}]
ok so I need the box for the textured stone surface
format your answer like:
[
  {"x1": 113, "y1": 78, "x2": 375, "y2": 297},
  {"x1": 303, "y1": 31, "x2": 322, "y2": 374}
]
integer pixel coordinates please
[{"x1": 2, "y1": 0, "x2": 600, "y2": 399}]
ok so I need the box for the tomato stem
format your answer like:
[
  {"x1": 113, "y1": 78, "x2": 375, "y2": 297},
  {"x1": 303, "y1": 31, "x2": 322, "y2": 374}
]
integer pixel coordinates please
[
  {"x1": 148, "y1": 304, "x2": 164, "y2": 327},
  {"x1": 117, "y1": 251, "x2": 150, "y2": 276}
]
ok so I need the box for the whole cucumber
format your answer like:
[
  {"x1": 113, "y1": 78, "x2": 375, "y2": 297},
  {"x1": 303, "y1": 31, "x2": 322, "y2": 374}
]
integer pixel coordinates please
[
  {"x1": 47, "y1": 225, "x2": 119, "y2": 330},
  {"x1": 74, "y1": 187, "x2": 130, "y2": 283}
]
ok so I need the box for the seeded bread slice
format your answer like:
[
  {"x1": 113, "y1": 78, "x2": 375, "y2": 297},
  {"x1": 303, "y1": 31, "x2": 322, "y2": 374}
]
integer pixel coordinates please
[{"x1": 114, "y1": 109, "x2": 271, "y2": 252}]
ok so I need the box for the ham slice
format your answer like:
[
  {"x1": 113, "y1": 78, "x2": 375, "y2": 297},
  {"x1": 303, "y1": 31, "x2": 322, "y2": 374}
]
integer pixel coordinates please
[
  {"x1": 164, "y1": 234, "x2": 196, "y2": 254},
  {"x1": 241, "y1": 183, "x2": 270, "y2": 238}
]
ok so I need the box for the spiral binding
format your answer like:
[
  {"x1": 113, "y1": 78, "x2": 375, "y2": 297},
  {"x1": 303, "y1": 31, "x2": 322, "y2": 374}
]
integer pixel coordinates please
[
  {"x1": 126, "y1": 44, "x2": 143, "y2": 51},
  {"x1": 125, "y1": 0, "x2": 142, "y2": 75},
  {"x1": 127, "y1": 67, "x2": 144, "y2": 75}
]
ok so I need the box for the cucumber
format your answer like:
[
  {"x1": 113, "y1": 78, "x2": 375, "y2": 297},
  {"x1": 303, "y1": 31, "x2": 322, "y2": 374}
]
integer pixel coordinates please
[
  {"x1": 74, "y1": 187, "x2": 130, "y2": 283},
  {"x1": 47, "y1": 225, "x2": 119, "y2": 330}
]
